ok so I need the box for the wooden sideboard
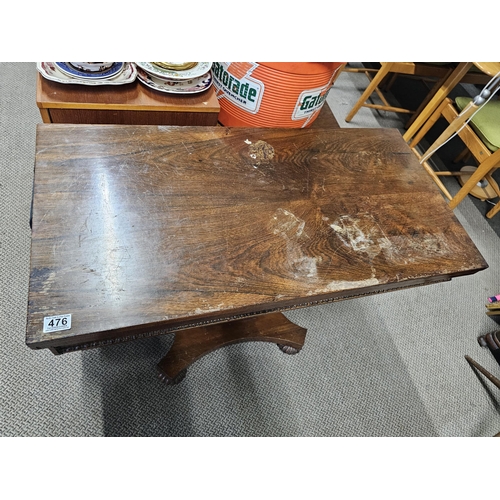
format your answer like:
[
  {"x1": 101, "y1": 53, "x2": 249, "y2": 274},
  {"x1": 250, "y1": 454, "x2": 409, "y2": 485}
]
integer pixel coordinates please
[{"x1": 36, "y1": 72, "x2": 221, "y2": 126}]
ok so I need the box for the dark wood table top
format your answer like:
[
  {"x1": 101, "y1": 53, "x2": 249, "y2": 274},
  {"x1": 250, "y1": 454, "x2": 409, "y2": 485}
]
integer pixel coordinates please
[{"x1": 27, "y1": 124, "x2": 488, "y2": 351}]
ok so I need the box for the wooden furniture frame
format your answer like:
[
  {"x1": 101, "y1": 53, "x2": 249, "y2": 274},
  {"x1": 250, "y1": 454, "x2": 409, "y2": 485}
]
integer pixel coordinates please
[
  {"x1": 26, "y1": 125, "x2": 488, "y2": 384},
  {"x1": 403, "y1": 62, "x2": 500, "y2": 144},
  {"x1": 344, "y1": 63, "x2": 492, "y2": 126},
  {"x1": 344, "y1": 63, "x2": 452, "y2": 123},
  {"x1": 409, "y1": 97, "x2": 500, "y2": 219},
  {"x1": 36, "y1": 72, "x2": 221, "y2": 126}
]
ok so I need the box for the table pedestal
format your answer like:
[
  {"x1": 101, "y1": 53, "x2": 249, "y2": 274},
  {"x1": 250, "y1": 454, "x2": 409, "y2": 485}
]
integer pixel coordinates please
[{"x1": 157, "y1": 313, "x2": 307, "y2": 385}]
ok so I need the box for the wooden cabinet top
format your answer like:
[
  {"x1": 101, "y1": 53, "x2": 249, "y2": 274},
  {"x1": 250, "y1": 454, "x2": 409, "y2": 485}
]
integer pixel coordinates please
[
  {"x1": 27, "y1": 125, "x2": 487, "y2": 350},
  {"x1": 36, "y1": 73, "x2": 220, "y2": 113}
]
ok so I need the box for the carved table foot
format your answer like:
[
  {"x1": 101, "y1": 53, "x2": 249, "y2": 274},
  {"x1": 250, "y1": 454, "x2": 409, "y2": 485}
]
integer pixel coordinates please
[
  {"x1": 157, "y1": 312, "x2": 307, "y2": 385},
  {"x1": 277, "y1": 344, "x2": 301, "y2": 355}
]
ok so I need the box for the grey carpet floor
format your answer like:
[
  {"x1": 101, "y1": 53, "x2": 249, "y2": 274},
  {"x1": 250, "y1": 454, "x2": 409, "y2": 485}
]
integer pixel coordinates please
[{"x1": 1, "y1": 62, "x2": 499, "y2": 436}]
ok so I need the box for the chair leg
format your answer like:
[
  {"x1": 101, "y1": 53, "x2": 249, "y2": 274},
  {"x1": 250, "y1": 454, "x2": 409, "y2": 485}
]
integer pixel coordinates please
[
  {"x1": 410, "y1": 146, "x2": 453, "y2": 200},
  {"x1": 486, "y1": 202, "x2": 500, "y2": 218},
  {"x1": 403, "y1": 62, "x2": 473, "y2": 143},
  {"x1": 449, "y1": 150, "x2": 500, "y2": 210},
  {"x1": 381, "y1": 73, "x2": 398, "y2": 91},
  {"x1": 419, "y1": 99, "x2": 480, "y2": 165},
  {"x1": 408, "y1": 98, "x2": 450, "y2": 150},
  {"x1": 485, "y1": 172, "x2": 500, "y2": 198},
  {"x1": 345, "y1": 63, "x2": 395, "y2": 122},
  {"x1": 406, "y1": 70, "x2": 453, "y2": 128}
]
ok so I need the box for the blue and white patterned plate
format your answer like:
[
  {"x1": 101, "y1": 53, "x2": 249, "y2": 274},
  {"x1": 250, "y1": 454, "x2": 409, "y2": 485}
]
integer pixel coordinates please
[
  {"x1": 55, "y1": 62, "x2": 124, "y2": 80},
  {"x1": 37, "y1": 62, "x2": 137, "y2": 86}
]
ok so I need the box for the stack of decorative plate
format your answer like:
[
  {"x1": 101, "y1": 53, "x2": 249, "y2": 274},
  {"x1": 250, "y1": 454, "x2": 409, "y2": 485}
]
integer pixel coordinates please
[
  {"x1": 135, "y1": 62, "x2": 213, "y2": 94},
  {"x1": 37, "y1": 62, "x2": 137, "y2": 86}
]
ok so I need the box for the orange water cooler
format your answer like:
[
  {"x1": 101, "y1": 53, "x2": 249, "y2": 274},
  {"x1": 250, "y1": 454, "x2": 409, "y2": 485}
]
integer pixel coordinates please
[{"x1": 212, "y1": 62, "x2": 345, "y2": 128}]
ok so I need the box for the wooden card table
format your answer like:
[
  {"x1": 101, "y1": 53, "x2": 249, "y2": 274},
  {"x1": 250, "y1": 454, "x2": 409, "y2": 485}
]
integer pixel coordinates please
[
  {"x1": 36, "y1": 73, "x2": 220, "y2": 126},
  {"x1": 27, "y1": 124, "x2": 488, "y2": 384}
]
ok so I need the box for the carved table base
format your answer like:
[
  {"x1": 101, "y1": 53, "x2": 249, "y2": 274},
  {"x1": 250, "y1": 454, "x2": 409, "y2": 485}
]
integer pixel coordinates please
[{"x1": 157, "y1": 312, "x2": 307, "y2": 385}]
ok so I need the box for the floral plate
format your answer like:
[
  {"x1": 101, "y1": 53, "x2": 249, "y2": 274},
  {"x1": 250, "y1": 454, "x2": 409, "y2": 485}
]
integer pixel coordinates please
[
  {"x1": 136, "y1": 67, "x2": 212, "y2": 94},
  {"x1": 37, "y1": 62, "x2": 137, "y2": 86},
  {"x1": 55, "y1": 62, "x2": 124, "y2": 80},
  {"x1": 135, "y1": 62, "x2": 212, "y2": 80}
]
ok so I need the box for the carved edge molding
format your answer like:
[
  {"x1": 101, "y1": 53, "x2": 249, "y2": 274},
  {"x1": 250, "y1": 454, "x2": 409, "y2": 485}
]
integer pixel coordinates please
[{"x1": 53, "y1": 278, "x2": 450, "y2": 354}]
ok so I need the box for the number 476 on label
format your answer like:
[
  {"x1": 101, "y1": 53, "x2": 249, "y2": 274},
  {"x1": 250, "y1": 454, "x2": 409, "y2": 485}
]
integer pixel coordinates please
[{"x1": 43, "y1": 314, "x2": 72, "y2": 333}]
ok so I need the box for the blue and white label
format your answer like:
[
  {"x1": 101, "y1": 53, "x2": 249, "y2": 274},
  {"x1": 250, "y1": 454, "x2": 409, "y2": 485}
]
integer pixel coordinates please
[{"x1": 43, "y1": 314, "x2": 72, "y2": 333}]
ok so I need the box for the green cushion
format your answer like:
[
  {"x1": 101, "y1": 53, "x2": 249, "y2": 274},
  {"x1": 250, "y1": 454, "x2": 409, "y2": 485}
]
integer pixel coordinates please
[{"x1": 455, "y1": 96, "x2": 500, "y2": 152}]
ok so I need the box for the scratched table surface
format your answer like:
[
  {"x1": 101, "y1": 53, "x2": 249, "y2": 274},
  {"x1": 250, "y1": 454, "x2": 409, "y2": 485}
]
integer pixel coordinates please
[{"x1": 27, "y1": 124, "x2": 488, "y2": 351}]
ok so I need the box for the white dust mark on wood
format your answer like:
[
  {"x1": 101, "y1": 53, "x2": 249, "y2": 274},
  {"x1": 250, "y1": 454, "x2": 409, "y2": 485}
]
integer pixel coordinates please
[
  {"x1": 329, "y1": 214, "x2": 392, "y2": 259},
  {"x1": 308, "y1": 276, "x2": 380, "y2": 295},
  {"x1": 193, "y1": 303, "x2": 226, "y2": 315},
  {"x1": 294, "y1": 255, "x2": 322, "y2": 278},
  {"x1": 272, "y1": 208, "x2": 306, "y2": 238}
]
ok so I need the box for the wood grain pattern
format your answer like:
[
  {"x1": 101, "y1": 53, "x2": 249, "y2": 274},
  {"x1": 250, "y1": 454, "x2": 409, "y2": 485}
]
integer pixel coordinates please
[{"x1": 27, "y1": 125, "x2": 488, "y2": 351}]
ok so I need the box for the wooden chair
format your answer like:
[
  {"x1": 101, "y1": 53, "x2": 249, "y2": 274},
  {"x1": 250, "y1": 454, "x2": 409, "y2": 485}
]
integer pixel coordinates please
[
  {"x1": 403, "y1": 63, "x2": 500, "y2": 144},
  {"x1": 344, "y1": 62, "x2": 491, "y2": 125},
  {"x1": 409, "y1": 96, "x2": 500, "y2": 219}
]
